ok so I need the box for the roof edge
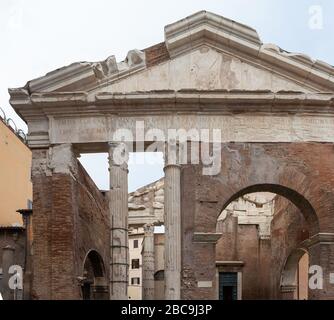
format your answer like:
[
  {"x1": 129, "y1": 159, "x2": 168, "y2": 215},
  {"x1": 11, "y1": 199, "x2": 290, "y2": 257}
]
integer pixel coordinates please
[{"x1": 8, "y1": 10, "x2": 334, "y2": 112}]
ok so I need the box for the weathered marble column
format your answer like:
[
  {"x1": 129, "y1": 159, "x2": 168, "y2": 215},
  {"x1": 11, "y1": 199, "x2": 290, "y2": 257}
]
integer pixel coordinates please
[
  {"x1": 142, "y1": 224, "x2": 155, "y2": 300},
  {"x1": 108, "y1": 142, "x2": 129, "y2": 300},
  {"x1": 164, "y1": 143, "x2": 181, "y2": 300}
]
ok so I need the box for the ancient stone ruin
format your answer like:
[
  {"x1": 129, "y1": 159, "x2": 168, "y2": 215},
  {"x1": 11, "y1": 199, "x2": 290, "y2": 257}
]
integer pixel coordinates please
[{"x1": 7, "y1": 11, "x2": 334, "y2": 300}]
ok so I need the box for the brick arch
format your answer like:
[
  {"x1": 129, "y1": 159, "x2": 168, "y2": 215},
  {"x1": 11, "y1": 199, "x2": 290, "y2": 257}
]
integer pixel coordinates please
[
  {"x1": 182, "y1": 142, "x2": 334, "y2": 299},
  {"x1": 218, "y1": 184, "x2": 319, "y2": 236},
  {"x1": 81, "y1": 249, "x2": 109, "y2": 300},
  {"x1": 280, "y1": 247, "x2": 309, "y2": 299},
  {"x1": 83, "y1": 249, "x2": 106, "y2": 278},
  {"x1": 280, "y1": 247, "x2": 308, "y2": 287},
  {"x1": 202, "y1": 142, "x2": 334, "y2": 236}
]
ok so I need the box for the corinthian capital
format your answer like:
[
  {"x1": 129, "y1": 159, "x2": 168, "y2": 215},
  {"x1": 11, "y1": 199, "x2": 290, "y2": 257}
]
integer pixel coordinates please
[
  {"x1": 108, "y1": 142, "x2": 129, "y2": 170},
  {"x1": 143, "y1": 224, "x2": 155, "y2": 236}
]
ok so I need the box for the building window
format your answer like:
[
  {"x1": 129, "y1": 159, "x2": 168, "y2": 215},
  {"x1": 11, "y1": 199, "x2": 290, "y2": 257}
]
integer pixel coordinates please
[
  {"x1": 131, "y1": 277, "x2": 140, "y2": 285},
  {"x1": 133, "y1": 239, "x2": 138, "y2": 248},
  {"x1": 131, "y1": 259, "x2": 140, "y2": 269}
]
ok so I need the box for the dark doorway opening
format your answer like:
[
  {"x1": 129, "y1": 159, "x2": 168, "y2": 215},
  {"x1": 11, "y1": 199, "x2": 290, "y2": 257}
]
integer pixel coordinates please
[
  {"x1": 219, "y1": 272, "x2": 238, "y2": 300},
  {"x1": 81, "y1": 250, "x2": 108, "y2": 300}
]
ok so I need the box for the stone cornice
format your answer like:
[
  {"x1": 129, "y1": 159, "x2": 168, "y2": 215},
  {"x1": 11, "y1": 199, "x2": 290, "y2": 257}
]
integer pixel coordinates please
[
  {"x1": 216, "y1": 261, "x2": 244, "y2": 267},
  {"x1": 10, "y1": 90, "x2": 334, "y2": 120},
  {"x1": 128, "y1": 215, "x2": 163, "y2": 228},
  {"x1": 9, "y1": 49, "x2": 146, "y2": 95},
  {"x1": 25, "y1": 61, "x2": 97, "y2": 93},
  {"x1": 164, "y1": 11, "x2": 334, "y2": 91},
  {"x1": 193, "y1": 232, "x2": 222, "y2": 243},
  {"x1": 165, "y1": 10, "x2": 261, "y2": 58},
  {"x1": 300, "y1": 232, "x2": 334, "y2": 248}
]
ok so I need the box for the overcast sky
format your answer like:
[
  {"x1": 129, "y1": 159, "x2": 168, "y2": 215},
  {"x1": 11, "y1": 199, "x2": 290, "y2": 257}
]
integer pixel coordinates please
[{"x1": 1, "y1": 0, "x2": 333, "y2": 191}]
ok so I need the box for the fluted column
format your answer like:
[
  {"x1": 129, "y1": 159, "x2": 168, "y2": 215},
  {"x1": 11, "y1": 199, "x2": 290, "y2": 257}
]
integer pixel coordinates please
[
  {"x1": 142, "y1": 224, "x2": 155, "y2": 300},
  {"x1": 164, "y1": 142, "x2": 181, "y2": 300},
  {"x1": 108, "y1": 142, "x2": 129, "y2": 300}
]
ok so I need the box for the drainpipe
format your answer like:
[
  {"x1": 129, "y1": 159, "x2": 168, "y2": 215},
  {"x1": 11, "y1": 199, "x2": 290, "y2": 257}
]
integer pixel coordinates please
[{"x1": 17, "y1": 209, "x2": 33, "y2": 300}]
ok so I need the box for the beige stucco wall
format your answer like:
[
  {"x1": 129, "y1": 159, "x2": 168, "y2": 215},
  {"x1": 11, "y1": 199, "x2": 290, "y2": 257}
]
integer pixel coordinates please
[
  {"x1": 298, "y1": 253, "x2": 309, "y2": 300},
  {"x1": 128, "y1": 228, "x2": 143, "y2": 300},
  {"x1": 0, "y1": 120, "x2": 32, "y2": 226}
]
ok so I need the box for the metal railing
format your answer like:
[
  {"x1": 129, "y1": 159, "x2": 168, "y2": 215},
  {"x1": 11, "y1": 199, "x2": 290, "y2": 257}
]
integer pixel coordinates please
[{"x1": 0, "y1": 107, "x2": 27, "y2": 143}]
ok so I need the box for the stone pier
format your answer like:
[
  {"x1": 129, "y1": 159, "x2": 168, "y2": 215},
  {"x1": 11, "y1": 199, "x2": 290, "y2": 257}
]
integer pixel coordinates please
[
  {"x1": 108, "y1": 142, "x2": 129, "y2": 300},
  {"x1": 164, "y1": 144, "x2": 181, "y2": 300},
  {"x1": 142, "y1": 224, "x2": 155, "y2": 300}
]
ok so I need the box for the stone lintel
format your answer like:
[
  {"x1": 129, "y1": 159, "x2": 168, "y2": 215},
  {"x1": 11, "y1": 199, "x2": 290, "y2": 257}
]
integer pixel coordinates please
[
  {"x1": 2, "y1": 245, "x2": 15, "y2": 251},
  {"x1": 216, "y1": 261, "x2": 245, "y2": 267},
  {"x1": 10, "y1": 91, "x2": 334, "y2": 120},
  {"x1": 280, "y1": 285, "x2": 297, "y2": 293},
  {"x1": 300, "y1": 232, "x2": 334, "y2": 248},
  {"x1": 193, "y1": 232, "x2": 222, "y2": 243}
]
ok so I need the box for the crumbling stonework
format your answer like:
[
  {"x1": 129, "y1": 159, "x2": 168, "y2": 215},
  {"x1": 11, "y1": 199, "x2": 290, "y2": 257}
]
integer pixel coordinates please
[
  {"x1": 128, "y1": 179, "x2": 164, "y2": 226},
  {"x1": 218, "y1": 193, "x2": 275, "y2": 239}
]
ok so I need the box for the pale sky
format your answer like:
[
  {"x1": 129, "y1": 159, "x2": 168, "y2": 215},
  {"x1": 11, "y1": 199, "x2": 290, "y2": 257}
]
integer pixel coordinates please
[{"x1": 1, "y1": 0, "x2": 333, "y2": 191}]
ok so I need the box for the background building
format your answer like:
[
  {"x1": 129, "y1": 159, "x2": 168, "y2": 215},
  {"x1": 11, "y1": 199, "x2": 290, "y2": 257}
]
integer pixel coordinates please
[
  {"x1": 0, "y1": 112, "x2": 32, "y2": 226},
  {"x1": 0, "y1": 110, "x2": 32, "y2": 300},
  {"x1": 127, "y1": 179, "x2": 165, "y2": 300},
  {"x1": 128, "y1": 227, "x2": 143, "y2": 300}
]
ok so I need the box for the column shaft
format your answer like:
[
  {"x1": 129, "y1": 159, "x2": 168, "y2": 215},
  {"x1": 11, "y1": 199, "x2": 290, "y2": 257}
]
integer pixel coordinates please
[
  {"x1": 142, "y1": 224, "x2": 155, "y2": 300},
  {"x1": 109, "y1": 143, "x2": 129, "y2": 300},
  {"x1": 164, "y1": 162, "x2": 181, "y2": 300}
]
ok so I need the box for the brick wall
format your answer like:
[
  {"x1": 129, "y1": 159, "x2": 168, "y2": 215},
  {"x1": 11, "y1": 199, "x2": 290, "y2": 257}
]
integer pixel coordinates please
[
  {"x1": 215, "y1": 217, "x2": 272, "y2": 299},
  {"x1": 181, "y1": 142, "x2": 334, "y2": 300},
  {"x1": 144, "y1": 42, "x2": 170, "y2": 68},
  {"x1": 31, "y1": 149, "x2": 109, "y2": 300},
  {"x1": 270, "y1": 196, "x2": 309, "y2": 299}
]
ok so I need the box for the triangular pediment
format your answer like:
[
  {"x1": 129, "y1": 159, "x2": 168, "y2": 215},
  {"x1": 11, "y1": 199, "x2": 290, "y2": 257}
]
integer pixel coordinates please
[
  {"x1": 9, "y1": 10, "x2": 334, "y2": 109},
  {"x1": 102, "y1": 44, "x2": 321, "y2": 93}
]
